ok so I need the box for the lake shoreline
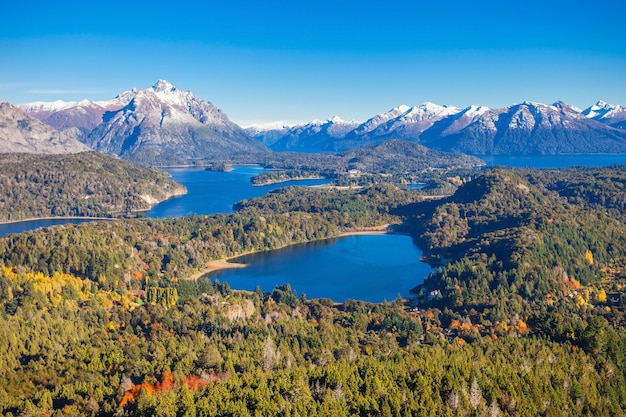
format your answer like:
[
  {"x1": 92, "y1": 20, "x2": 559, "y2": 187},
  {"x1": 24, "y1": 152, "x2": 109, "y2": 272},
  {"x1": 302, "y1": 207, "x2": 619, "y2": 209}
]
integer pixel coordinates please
[
  {"x1": 0, "y1": 215, "x2": 112, "y2": 226},
  {"x1": 0, "y1": 188, "x2": 188, "y2": 226},
  {"x1": 252, "y1": 176, "x2": 326, "y2": 186},
  {"x1": 186, "y1": 224, "x2": 395, "y2": 280}
]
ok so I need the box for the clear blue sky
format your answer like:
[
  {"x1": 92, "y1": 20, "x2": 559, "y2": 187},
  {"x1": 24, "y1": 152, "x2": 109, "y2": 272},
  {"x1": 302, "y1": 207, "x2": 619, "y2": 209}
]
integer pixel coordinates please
[{"x1": 1, "y1": 0, "x2": 625, "y2": 126}]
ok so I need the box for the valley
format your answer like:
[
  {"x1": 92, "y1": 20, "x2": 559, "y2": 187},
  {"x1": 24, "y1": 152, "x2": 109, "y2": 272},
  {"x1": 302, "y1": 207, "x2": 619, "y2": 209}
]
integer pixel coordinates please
[
  {"x1": 1, "y1": 80, "x2": 626, "y2": 416},
  {"x1": 1, "y1": 163, "x2": 626, "y2": 415}
]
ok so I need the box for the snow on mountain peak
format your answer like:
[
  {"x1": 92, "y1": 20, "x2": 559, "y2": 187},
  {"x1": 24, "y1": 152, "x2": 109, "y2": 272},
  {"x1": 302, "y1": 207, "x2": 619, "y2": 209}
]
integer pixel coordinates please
[
  {"x1": 395, "y1": 104, "x2": 411, "y2": 113},
  {"x1": 582, "y1": 100, "x2": 625, "y2": 120},
  {"x1": 153, "y1": 79, "x2": 175, "y2": 93},
  {"x1": 463, "y1": 105, "x2": 490, "y2": 117},
  {"x1": 18, "y1": 100, "x2": 78, "y2": 112}
]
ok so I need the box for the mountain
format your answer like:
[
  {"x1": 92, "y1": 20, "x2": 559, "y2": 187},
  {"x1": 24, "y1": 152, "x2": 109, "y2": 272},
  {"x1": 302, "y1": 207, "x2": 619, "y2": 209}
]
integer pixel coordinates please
[
  {"x1": 582, "y1": 100, "x2": 626, "y2": 129},
  {"x1": 246, "y1": 116, "x2": 359, "y2": 152},
  {"x1": 0, "y1": 102, "x2": 90, "y2": 154},
  {"x1": 339, "y1": 103, "x2": 461, "y2": 148},
  {"x1": 252, "y1": 100, "x2": 626, "y2": 155},
  {"x1": 19, "y1": 86, "x2": 626, "y2": 158},
  {"x1": 425, "y1": 101, "x2": 626, "y2": 155},
  {"x1": 20, "y1": 80, "x2": 268, "y2": 165},
  {"x1": 17, "y1": 95, "x2": 131, "y2": 142},
  {"x1": 85, "y1": 80, "x2": 267, "y2": 165}
]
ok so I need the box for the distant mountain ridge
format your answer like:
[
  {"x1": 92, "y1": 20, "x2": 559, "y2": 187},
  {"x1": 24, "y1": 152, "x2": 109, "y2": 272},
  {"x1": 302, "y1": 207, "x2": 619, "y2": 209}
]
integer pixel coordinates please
[
  {"x1": 248, "y1": 100, "x2": 626, "y2": 155},
  {"x1": 0, "y1": 102, "x2": 90, "y2": 154},
  {"x1": 19, "y1": 80, "x2": 267, "y2": 165},
  {"x1": 17, "y1": 83, "x2": 626, "y2": 158}
]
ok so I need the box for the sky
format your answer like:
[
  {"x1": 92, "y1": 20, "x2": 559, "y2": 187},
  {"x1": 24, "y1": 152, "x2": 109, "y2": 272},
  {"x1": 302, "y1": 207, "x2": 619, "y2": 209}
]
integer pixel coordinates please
[{"x1": 1, "y1": 0, "x2": 625, "y2": 126}]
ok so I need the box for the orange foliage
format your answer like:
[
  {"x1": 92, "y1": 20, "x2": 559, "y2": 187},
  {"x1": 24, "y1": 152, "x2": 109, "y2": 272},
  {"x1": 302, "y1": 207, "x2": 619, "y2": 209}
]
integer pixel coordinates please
[
  {"x1": 565, "y1": 277, "x2": 581, "y2": 290},
  {"x1": 118, "y1": 371, "x2": 173, "y2": 408},
  {"x1": 132, "y1": 271, "x2": 143, "y2": 279},
  {"x1": 156, "y1": 370, "x2": 174, "y2": 392},
  {"x1": 183, "y1": 375, "x2": 209, "y2": 391},
  {"x1": 449, "y1": 319, "x2": 461, "y2": 330},
  {"x1": 460, "y1": 320, "x2": 472, "y2": 332}
]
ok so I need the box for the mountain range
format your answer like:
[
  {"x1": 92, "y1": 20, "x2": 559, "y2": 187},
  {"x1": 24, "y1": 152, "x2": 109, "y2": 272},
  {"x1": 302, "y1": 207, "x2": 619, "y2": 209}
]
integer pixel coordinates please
[
  {"x1": 8, "y1": 80, "x2": 626, "y2": 162},
  {"x1": 17, "y1": 80, "x2": 267, "y2": 165},
  {"x1": 247, "y1": 101, "x2": 626, "y2": 154},
  {"x1": 0, "y1": 102, "x2": 89, "y2": 154}
]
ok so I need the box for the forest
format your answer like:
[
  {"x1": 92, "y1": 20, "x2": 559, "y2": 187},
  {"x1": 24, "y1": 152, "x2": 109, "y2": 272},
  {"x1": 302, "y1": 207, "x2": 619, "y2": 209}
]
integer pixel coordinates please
[
  {"x1": 206, "y1": 139, "x2": 483, "y2": 188},
  {"x1": 0, "y1": 152, "x2": 185, "y2": 222},
  {"x1": 1, "y1": 165, "x2": 626, "y2": 415}
]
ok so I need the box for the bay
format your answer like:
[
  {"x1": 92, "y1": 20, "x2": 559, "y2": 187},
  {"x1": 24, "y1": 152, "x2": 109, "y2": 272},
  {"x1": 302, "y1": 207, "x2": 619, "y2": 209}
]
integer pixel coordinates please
[
  {"x1": 207, "y1": 234, "x2": 433, "y2": 303},
  {"x1": 0, "y1": 165, "x2": 329, "y2": 236},
  {"x1": 145, "y1": 166, "x2": 330, "y2": 218}
]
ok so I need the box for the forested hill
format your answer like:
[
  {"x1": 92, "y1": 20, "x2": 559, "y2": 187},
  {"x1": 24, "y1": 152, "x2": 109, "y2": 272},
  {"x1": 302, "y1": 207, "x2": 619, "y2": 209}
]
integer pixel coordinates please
[
  {"x1": 1, "y1": 168, "x2": 626, "y2": 415},
  {"x1": 0, "y1": 152, "x2": 186, "y2": 222},
  {"x1": 412, "y1": 167, "x2": 626, "y2": 340}
]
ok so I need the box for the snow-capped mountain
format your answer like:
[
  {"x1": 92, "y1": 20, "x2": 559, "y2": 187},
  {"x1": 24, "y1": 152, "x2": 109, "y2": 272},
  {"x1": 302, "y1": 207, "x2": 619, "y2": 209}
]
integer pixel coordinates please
[
  {"x1": 582, "y1": 101, "x2": 626, "y2": 128},
  {"x1": 352, "y1": 102, "x2": 461, "y2": 139},
  {"x1": 0, "y1": 102, "x2": 90, "y2": 154},
  {"x1": 423, "y1": 101, "x2": 626, "y2": 155},
  {"x1": 21, "y1": 80, "x2": 267, "y2": 165},
  {"x1": 249, "y1": 103, "x2": 462, "y2": 152},
  {"x1": 18, "y1": 96, "x2": 132, "y2": 142},
  {"x1": 86, "y1": 80, "x2": 267, "y2": 165},
  {"x1": 251, "y1": 100, "x2": 626, "y2": 155},
  {"x1": 18, "y1": 85, "x2": 626, "y2": 158},
  {"x1": 246, "y1": 116, "x2": 359, "y2": 151}
]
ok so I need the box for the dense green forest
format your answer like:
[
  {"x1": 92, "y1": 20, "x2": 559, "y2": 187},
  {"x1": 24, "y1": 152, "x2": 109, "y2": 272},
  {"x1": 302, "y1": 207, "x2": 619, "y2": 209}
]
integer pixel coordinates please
[
  {"x1": 0, "y1": 152, "x2": 185, "y2": 222},
  {"x1": 205, "y1": 140, "x2": 483, "y2": 188},
  {"x1": 1, "y1": 166, "x2": 626, "y2": 415}
]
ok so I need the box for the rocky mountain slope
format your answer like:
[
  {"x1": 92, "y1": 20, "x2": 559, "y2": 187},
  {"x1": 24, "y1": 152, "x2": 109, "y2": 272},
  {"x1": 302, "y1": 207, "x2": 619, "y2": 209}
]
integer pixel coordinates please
[
  {"x1": 19, "y1": 81, "x2": 268, "y2": 165},
  {"x1": 18, "y1": 84, "x2": 626, "y2": 158},
  {"x1": 0, "y1": 102, "x2": 90, "y2": 154}
]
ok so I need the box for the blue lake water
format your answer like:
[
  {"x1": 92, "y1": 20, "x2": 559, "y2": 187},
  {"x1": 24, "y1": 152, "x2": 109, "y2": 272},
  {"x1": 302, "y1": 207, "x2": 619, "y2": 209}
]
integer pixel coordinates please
[
  {"x1": 208, "y1": 234, "x2": 432, "y2": 303},
  {"x1": 0, "y1": 218, "x2": 103, "y2": 237},
  {"x1": 0, "y1": 166, "x2": 329, "y2": 236},
  {"x1": 2, "y1": 155, "x2": 626, "y2": 236},
  {"x1": 146, "y1": 166, "x2": 329, "y2": 218},
  {"x1": 482, "y1": 154, "x2": 626, "y2": 168},
  {"x1": 2, "y1": 155, "x2": 624, "y2": 301}
]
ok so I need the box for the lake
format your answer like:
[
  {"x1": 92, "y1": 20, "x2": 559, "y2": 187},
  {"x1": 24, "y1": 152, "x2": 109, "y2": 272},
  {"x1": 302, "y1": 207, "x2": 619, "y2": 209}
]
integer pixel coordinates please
[
  {"x1": 0, "y1": 166, "x2": 329, "y2": 236},
  {"x1": 2, "y1": 155, "x2": 624, "y2": 302},
  {"x1": 207, "y1": 234, "x2": 432, "y2": 303},
  {"x1": 146, "y1": 166, "x2": 329, "y2": 218},
  {"x1": 482, "y1": 154, "x2": 626, "y2": 168}
]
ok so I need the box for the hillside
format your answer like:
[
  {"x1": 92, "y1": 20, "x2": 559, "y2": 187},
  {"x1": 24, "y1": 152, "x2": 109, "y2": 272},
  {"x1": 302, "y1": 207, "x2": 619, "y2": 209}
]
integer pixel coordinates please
[
  {"x1": 1, "y1": 169, "x2": 626, "y2": 415},
  {"x1": 0, "y1": 152, "x2": 186, "y2": 222},
  {"x1": 410, "y1": 168, "x2": 626, "y2": 344},
  {"x1": 245, "y1": 139, "x2": 484, "y2": 187}
]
